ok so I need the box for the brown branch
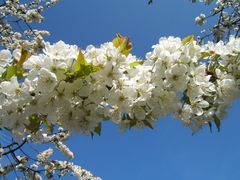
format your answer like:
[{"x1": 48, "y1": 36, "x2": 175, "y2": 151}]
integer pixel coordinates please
[{"x1": 2, "y1": 139, "x2": 27, "y2": 156}]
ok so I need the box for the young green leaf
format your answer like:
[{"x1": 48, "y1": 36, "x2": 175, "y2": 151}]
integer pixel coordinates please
[
  {"x1": 112, "y1": 33, "x2": 126, "y2": 48},
  {"x1": 73, "y1": 50, "x2": 100, "y2": 78},
  {"x1": 129, "y1": 61, "x2": 144, "y2": 68},
  {"x1": 74, "y1": 50, "x2": 85, "y2": 72},
  {"x1": 2, "y1": 65, "x2": 17, "y2": 81},
  {"x1": 18, "y1": 48, "x2": 31, "y2": 65},
  {"x1": 200, "y1": 52, "x2": 211, "y2": 59},
  {"x1": 1, "y1": 48, "x2": 29, "y2": 81},
  {"x1": 182, "y1": 35, "x2": 194, "y2": 45},
  {"x1": 112, "y1": 33, "x2": 133, "y2": 56}
]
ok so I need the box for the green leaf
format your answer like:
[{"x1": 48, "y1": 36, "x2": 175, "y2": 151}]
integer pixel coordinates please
[
  {"x1": 200, "y1": 52, "x2": 211, "y2": 59},
  {"x1": 1, "y1": 48, "x2": 29, "y2": 81},
  {"x1": 213, "y1": 114, "x2": 221, "y2": 132},
  {"x1": 129, "y1": 61, "x2": 144, "y2": 68},
  {"x1": 120, "y1": 38, "x2": 133, "y2": 56},
  {"x1": 129, "y1": 119, "x2": 137, "y2": 128},
  {"x1": 142, "y1": 120, "x2": 154, "y2": 129},
  {"x1": 73, "y1": 50, "x2": 100, "y2": 78},
  {"x1": 18, "y1": 48, "x2": 30, "y2": 65},
  {"x1": 112, "y1": 33, "x2": 133, "y2": 56},
  {"x1": 182, "y1": 35, "x2": 194, "y2": 45},
  {"x1": 56, "y1": 120, "x2": 62, "y2": 126},
  {"x1": 211, "y1": 54, "x2": 220, "y2": 61},
  {"x1": 25, "y1": 114, "x2": 41, "y2": 133},
  {"x1": 42, "y1": 119, "x2": 54, "y2": 133},
  {"x1": 2, "y1": 64, "x2": 26, "y2": 81},
  {"x1": 15, "y1": 64, "x2": 26, "y2": 79},
  {"x1": 208, "y1": 122, "x2": 212, "y2": 133},
  {"x1": 65, "y1": 50, "x2": 100, "y2": 82},
  {"x1": 2, "y1": 65, "x2": 17, "y2": 81},
  {"x1": 94, "y1": 123, "x2": 102, "y2": 136},
  {"x1": 74, "y1": 50, "x2": 85, "y2": 72},
  {"x1": 148, "y1": 0, "x2": 153, "y2": 5},
  {"x1": 112, "y1": 33, "x2": 126, "y2": 47}
]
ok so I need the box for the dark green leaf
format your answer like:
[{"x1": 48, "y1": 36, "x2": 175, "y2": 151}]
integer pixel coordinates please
[
  {"x1": 213, "y1": 114, "x2": 221, "y2": 132},
  {"x1": 25, "y1": 114, "x2": 41, "y2": 133},
  {"x1": 94, "y1": 123, "x2": 102, "y2": 136},
  {"x1": 129, "y1": 119, "x2": 137, "y2": 128},
  {"x1": 208, "y1": 122, "x2": 212, "y2": 133},
  {"x1": 143, "y1": 120, "x2": 154, "y2": 129},
  {"x1": 148, "y1": 0, "x2": 153, "y2": 5}
]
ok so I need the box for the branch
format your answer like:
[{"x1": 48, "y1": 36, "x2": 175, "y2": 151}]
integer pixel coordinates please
[{"x1": 2, "y1": 139, "x2": 27, "y2": 156}]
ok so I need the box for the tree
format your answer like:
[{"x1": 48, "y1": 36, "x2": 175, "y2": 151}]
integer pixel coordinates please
[{"x1": 0, "y1": 0, "x2": 239, "y2": 179}]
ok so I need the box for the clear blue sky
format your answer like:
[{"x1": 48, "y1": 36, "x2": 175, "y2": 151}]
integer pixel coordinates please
[{"x1": 34, "y1": 0, "x2": 240, "y2": 179}]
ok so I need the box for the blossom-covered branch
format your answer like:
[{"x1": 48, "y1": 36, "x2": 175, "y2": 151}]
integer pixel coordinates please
[
  {"x1": 192, "y1": 0, "x2": 240, "y2": 42},
  {"x1": 0, "y1": 0, "x2": 59, "y2": 50},
  {"x1": 0, "y1": 128, "x2": 101, "y2": 179},
  {"x1": 0, "y1": 1, "x2": 239, "y2": 179},
  {"x1": 0, "y1": 34, "x2": 239, "y2": 137}
]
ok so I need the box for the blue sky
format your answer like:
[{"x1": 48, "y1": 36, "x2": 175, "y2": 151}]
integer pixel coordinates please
[{"x1": 33, "y1": 0, "x2": 240, "y2": 179}]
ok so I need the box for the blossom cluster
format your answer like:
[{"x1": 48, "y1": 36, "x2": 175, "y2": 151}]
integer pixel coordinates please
[
  {"x1": 0, "y1": 128, "x2": 102, "y2": 179},
  {"x1": 192, "y1": 0, "x2": 240, "y2": 42},
  {"x1": 34, "y1": 148, "x2": 101, "y2": 180},
  {"x1": 0, "y1": 0, "x2": 59, "y2": 50},
  {"x1": 0, "y1": 35, "x2": 239, "y2": 139}
]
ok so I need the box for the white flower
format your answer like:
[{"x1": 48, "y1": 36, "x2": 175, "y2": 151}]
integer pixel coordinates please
[
  {"x1": 23, "y1": 54, "x2": 46, "y2": 70},
  {"x1": 43, "y1": 41, "x2": 78, "y2": 61},
  {"x1": 186, "y1": 85, "x2": 204, "y2": 100},
  {"x1": 157, "y1": 37, "x2": 182, "y2": 53},
  {"x1": 0, "y1": 49, "x2": 12, "y2": 74},
  {"x1": 165, "y1": 64, "x2": 189, "y2": 91},
  {"x1": 55, "y1": 142, "x2": 74, "y2": 159},
  {"x1": 25, "y1": 68, "x2": 57, "y2": 93},
  {"x1": 107, "y1": 89, "x2": 131, "y2": 112},
  {"x1": 25, "y1": 9, "x2": 43, "y2": 23},
  {"x1": 226, "y1": 36, "x2": 240, "y2": 53},
  {"x1": 36, "y1": 68, "x2": 58, "y2": 93},
  {"x1": 0, "y1": 37, "x2": 239, "y2": 138},
  {"x1": 37, "y1": 148, "x2": 53, "y2": 162},
  {"x1": 24, "y1": 54, "x2": 68, "y2": 72},
  {"x1": 177, "y1": 104, "x2": 193, "y2": 125},
  {"x1": 131, "y1": 105, "x2": 146, "y2": 121},
  {"x1": 217, "y1": 78, "x2": 239, "y2": 100},
  {"x1": 0, "y1": 76, "x2": 20, "y2": 96},
  {"x1": 12, "y1": 49, "x2": 21, "y2": 60},
  {"x1": 85, "y1": 45, "x2": 108, "y2": 66},
  {"x1": 148, "y1": 37, "x2": 182, "y2": 63},
  {"x1": 0, "y1": 49, "x2": 12, "y2": 66},
  {"x1": 195, "y1": 14, "x2": 206, "y2": 26},
  {"x1": 0, "y1": 147, "x2": 3, "y2": 156},
  {"x1": 191, "y1": 98, "x2": 209, "y2": 116}
]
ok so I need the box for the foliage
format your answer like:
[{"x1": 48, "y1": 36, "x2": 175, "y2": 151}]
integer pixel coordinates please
[{"x1": 0, "y1": 0, "x2": 239, "y2": 179}]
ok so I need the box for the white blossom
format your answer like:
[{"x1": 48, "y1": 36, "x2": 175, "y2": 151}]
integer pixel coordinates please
[{"x1": 0, "y1": 36, "x2": 239, "y2": 143}]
